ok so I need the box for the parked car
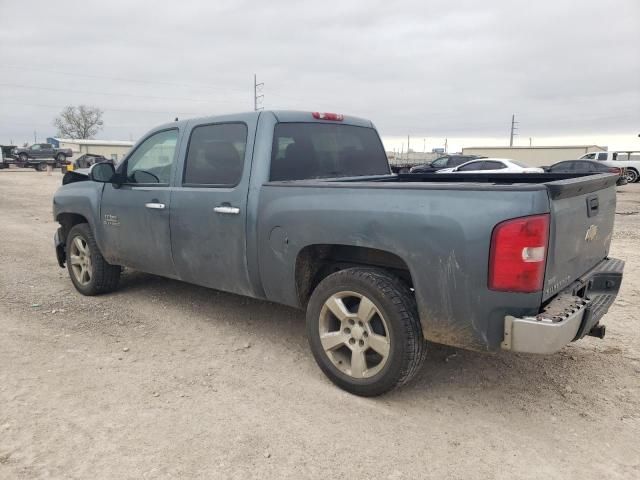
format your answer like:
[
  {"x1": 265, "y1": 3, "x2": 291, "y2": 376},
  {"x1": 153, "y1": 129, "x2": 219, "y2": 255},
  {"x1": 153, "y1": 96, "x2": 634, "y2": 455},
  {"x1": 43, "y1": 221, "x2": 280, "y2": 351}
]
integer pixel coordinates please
[
  {"x1": 437, "y1": 158, "x2": 544, "y2": 174},
  {"x1": 579, "y1": 151, "x2": 640, "y2": 183},
  {"x1": 546, "y1": 160, "x2": 627, "y2": 186},
  {"x1": 63, "y1": 153, "x2": 110, "y2": 174},
  {"x1": 409, "y1": 154, "x2": 484, "y2": 173},
  {"x1": 53, "y1": 110, "x2": 623, "y2": 396}
]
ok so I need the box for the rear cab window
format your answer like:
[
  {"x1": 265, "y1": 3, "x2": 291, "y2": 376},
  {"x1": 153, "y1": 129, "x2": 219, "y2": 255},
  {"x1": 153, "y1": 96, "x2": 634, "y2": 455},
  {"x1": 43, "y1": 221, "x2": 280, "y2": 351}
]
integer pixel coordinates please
[{"x1": 270, "y1": 123, "x2": 390, "y2": 181}]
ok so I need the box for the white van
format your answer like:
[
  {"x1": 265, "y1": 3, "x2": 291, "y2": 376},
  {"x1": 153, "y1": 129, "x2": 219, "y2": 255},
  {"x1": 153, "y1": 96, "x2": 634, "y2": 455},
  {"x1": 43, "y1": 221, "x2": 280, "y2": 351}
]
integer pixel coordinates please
[{"x1": 580, "y1": 151, "x2": 640, "y2": 183}]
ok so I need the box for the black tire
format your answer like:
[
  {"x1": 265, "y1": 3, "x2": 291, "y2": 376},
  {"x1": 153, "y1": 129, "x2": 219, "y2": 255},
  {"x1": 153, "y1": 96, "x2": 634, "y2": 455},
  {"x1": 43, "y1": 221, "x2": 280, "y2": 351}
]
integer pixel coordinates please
[
  {"x1": 66, "y1": 223, "x2": 121, "y2": 295},
  {"x1": 19, "y1": 153, "x2": 28, "y2": 163},
  {"x1": 35, "y1": 162, "x2": 47, "y2": 172},
  {"x1": 626, "y1": 168, "x2": 639, "y2": 183},
  {"x1": 306, "y1": 267, "x2": 426, "y2": 396},
  {"x1": 56, "y1": 153, "x2": 66, "y2": 163}
]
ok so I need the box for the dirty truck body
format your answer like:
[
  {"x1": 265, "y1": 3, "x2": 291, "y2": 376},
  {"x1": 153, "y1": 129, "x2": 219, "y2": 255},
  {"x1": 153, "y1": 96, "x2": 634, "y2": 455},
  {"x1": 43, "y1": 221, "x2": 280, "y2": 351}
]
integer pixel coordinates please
[{"x1": 53, "y1": 111, "x2": 624, "y2": 396}]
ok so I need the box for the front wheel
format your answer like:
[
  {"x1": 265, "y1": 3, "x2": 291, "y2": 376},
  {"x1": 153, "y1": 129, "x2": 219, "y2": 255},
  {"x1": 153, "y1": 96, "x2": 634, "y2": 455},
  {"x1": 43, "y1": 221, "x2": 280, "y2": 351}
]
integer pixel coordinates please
[
  {"x1": 66, "y1": 223, "x2": 121, "y2": 295},
  {"x1": 306, "y1": 267, "x2": 426, "y2": 396},
  {"x1": 56, "y1": 153, "x2": 66, "y2": 164},
  {"x1": 19, "y1": 153, "x2": 28, "y2": 163}
]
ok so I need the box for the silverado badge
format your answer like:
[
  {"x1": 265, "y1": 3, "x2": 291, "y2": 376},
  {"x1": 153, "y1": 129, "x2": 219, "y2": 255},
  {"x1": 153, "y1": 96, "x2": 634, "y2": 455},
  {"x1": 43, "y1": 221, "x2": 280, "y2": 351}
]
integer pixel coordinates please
[{"x1": 585, "y1": 224, "x2": 598, "y2": 242}]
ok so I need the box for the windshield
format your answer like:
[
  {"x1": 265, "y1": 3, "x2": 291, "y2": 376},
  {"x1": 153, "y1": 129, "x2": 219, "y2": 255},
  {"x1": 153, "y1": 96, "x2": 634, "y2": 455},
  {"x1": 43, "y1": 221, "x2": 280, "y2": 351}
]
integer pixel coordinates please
[{"x1": 270, "y1": 123, "x2": 390, "y2": 181}]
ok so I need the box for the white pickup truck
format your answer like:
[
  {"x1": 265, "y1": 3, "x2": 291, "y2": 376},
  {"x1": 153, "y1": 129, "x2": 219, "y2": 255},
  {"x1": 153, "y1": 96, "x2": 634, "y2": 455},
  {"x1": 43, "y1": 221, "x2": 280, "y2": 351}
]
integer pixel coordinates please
[{"x1": 580, "y1": 151, "x2": 640, "y2": 183}]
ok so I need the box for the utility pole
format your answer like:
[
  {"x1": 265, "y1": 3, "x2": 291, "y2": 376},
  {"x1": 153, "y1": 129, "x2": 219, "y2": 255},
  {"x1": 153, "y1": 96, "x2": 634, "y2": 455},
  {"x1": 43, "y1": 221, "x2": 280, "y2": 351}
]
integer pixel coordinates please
[
  {"x1": 444, "y1": 138, "x2": 448, "y2": 153},
  {"x1": 34, "y1": 131, "x2": 37, "y2": 144},
  {"x1": 529, "y1": 137, "x2": 532, "y2": 147},
  {"x1": 423, "y1": 138, "x2": 426, "y2": 153},
  {"x1": 509, "y1": 114, "x2": 519, "y2": 147},
  {"x1": 254, "y1": 74, "x2": 264, "y2": 111},
  {"x1": 407, "y1": 135, "x2": 410, "y2": 154}
]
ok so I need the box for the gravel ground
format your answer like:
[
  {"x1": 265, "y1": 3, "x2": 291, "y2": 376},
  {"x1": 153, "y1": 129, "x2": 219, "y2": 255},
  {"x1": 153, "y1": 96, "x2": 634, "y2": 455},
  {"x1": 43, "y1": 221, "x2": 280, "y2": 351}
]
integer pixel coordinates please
[{"x1": 1, "y1": 168, "x2": 639, "y2": 480}]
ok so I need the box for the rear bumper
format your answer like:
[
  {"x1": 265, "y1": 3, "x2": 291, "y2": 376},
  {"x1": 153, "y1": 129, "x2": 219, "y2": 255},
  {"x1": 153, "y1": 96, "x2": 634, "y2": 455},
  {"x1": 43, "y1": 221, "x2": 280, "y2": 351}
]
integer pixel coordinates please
[{"x1": 501, "y1": 257, "x2": 624, "y2": 354}]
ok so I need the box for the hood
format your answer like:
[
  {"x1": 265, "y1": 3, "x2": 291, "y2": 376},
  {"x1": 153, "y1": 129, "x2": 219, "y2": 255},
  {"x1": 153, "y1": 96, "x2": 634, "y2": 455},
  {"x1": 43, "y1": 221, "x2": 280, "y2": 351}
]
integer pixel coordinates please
[{"x1": 61, "y1": 168, "x2": 91, "y2": 185}]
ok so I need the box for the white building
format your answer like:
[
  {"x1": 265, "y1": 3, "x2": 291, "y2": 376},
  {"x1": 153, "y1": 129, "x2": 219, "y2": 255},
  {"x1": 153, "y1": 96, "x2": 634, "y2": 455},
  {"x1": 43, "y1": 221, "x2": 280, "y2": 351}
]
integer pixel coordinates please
[
  {"x1": 461, "y1": 145, "x2": 607, "y2": 167},
  {"x1": 47, "y1": 137, "x2": 134, "y2": 162}
]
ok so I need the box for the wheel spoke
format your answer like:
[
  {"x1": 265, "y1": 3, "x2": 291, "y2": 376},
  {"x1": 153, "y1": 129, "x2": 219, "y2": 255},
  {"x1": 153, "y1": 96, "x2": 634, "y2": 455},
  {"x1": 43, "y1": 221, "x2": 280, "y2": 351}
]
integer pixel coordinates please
[
  {"x1": 74, "y1": 237, "x2": 86, "y2": 254},
  {"x1": 368, "y1": 333, "x2": 390, "y2": 358},
  {"x1": 357, "y1": 296, "x2": 378, "y2": 323},
  {"x1": 350, "y1": 350, "x2": 367, "y2": 378},
  {"x1": 325, "y1": 295, "x2": 351, "y2": 322},
  {"x1": 69, "y1": 254, "x2": 82, "y2": 266},
  {"x1": 320, "y1": 332, "x2": 349, "y2": 352}
]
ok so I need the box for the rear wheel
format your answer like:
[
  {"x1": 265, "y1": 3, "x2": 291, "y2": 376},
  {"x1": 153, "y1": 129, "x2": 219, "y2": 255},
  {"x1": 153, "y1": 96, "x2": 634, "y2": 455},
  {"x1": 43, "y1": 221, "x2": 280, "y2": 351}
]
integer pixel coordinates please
[
  {"x1": 306, "y1": 267, "x2": 426, "y2": 396},
  {"x1": 19, "y1": 153, "x2": 28, "y2": 163},
  {"x1": 625, "y1": 168, "x2": 638, "y2": 183},
  {"x1": 66, "y1": 223, "x2": 121, "y2": 295}
]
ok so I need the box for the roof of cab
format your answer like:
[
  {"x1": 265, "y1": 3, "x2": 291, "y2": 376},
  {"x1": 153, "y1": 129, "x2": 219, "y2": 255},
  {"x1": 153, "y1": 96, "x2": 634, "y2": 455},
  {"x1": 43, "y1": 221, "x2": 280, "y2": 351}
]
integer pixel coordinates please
[{"x1": 153, "y1": 110, "x2": 375, "y2": 132}]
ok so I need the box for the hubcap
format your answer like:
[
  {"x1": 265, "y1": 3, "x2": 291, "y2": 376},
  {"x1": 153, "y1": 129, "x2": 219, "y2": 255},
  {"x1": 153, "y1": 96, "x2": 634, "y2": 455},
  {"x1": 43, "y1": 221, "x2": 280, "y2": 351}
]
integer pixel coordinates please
[
  {"x1": 625, "y1": 170, "x2": 637, "y2": 183},
  {"x1": 69, "y1": 236, "x2": 92, "y2": 285},
  {"x1": 319, "y1": 291, "x2": 390, "y2": 379}
]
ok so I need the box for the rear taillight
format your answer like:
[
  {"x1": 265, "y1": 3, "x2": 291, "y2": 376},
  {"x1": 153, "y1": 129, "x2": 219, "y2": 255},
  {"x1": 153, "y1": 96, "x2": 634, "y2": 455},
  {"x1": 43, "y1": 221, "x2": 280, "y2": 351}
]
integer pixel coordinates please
[
  {"x1": 312, "y1": 112, "x2": 344, "y2": 121},
  {"x1": 608, "y1": 167, "x2": 621, "y2": 174},
  {"x1": 488, "y1": 214, "x2": 550, "y2": 293}
]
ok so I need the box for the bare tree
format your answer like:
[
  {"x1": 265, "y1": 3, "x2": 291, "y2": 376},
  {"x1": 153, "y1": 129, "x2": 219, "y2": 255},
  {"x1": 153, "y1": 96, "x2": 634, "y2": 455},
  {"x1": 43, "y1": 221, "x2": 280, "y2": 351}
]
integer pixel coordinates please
[{"x1": 53, "y1": 105, "x2": 104, "y2": 139}]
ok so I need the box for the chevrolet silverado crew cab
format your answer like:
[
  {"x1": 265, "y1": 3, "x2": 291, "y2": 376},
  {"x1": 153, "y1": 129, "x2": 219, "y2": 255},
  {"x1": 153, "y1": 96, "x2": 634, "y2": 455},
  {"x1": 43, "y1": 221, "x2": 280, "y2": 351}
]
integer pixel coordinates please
[{"x1": 53, "y1": 111, "x2": 624, "y2": 396}]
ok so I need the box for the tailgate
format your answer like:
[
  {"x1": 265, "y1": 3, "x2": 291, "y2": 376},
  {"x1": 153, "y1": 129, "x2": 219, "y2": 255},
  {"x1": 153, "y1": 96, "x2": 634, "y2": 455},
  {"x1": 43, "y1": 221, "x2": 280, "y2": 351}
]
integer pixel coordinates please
[{"x1": 542, "y1": 174, "x2": 617, "y2": 301}]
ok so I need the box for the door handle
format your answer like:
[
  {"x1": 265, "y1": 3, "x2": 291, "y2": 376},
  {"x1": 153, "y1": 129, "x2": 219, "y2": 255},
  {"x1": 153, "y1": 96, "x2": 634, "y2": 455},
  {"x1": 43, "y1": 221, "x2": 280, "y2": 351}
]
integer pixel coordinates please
[
  {"x1": 214, "y1": 205, "x2": 240, "y2": 215},
  {"x1": 145, "y1": 202, "x2": 166, "y2": 210}
]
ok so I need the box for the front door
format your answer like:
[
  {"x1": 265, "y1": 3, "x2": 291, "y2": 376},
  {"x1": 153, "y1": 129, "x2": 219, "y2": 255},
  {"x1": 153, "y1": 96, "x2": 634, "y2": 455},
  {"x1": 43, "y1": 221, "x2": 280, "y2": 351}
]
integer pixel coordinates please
[
  {"x1": 99, "y1": 128, "x2": 179, "y2": 278},
  {"x1": 170, "y1": 121, "x2": 253, "y2": 295}
]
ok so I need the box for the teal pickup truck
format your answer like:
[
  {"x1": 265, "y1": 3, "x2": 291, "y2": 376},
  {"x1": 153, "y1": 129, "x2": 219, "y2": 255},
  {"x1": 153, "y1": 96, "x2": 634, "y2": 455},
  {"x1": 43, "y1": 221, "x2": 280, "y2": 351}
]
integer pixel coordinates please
[{"x1": 52, "y1": 111, "x2": 624, "y2": 396}]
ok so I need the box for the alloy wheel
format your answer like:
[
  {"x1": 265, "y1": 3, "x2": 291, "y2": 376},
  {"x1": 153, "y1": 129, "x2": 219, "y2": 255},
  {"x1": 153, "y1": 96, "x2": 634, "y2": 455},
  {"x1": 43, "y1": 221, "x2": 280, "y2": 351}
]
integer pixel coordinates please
[{"x1": 318, "y1": 291, "x2": 391, "y2": 379}]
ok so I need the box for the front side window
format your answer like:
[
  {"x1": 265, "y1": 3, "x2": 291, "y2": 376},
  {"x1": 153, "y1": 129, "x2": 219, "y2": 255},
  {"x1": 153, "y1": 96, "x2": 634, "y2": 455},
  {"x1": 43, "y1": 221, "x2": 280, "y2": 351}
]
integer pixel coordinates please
[
  {"x1": 431, "y1": 157, "x2": 448, "y2": 168},
  {"x1": 270, "y1": 123, "x2": 389, "y2": 181},
  {"x1": 31, "y1": 144, "x2": 41, "y2": 151},
  {"x1": 183, "y1": 123, "x2": 247, "y2": 186},
  {"x1": 125, "y1": 129, "x2": 178, "y2": 184}
]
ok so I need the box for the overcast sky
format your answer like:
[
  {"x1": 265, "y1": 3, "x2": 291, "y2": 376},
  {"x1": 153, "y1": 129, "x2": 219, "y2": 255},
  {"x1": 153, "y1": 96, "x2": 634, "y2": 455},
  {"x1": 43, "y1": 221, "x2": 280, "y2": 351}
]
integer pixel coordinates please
[{"x1": 1, "y1": 0, "x2": 638, "y2": 151}]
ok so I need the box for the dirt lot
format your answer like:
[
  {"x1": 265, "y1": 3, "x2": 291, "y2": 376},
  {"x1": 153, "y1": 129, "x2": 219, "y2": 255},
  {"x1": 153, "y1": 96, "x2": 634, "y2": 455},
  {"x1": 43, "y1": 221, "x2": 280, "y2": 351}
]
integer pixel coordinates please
[{"x1": 0, "y1": 169, "x2": 638, "y2": 479}]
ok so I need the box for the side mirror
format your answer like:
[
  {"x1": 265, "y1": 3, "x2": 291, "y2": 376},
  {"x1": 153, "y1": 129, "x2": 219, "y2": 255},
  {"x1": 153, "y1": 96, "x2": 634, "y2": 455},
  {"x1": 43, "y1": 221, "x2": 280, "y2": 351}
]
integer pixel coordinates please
[{"x1": 89, "y1": 162, "x2": 116, "y2": 183}]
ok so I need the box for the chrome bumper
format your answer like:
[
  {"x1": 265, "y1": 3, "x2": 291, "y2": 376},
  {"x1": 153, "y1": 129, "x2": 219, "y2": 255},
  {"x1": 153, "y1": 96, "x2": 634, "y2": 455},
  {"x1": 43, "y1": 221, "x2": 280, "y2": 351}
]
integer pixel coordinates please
[{"x1": 501, "y1": 257, "x2": 624, "y2": 354}]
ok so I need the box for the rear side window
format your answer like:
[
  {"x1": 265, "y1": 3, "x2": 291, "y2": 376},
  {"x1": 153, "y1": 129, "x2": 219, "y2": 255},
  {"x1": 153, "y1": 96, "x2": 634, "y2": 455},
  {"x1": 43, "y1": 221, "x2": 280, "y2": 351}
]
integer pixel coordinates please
[
  {"x1": 484, "y1": 161, "x2": 506, "y2": 170},
  {"x1": 183, "y1": 123, "x2": 247, "y2": 186},
  {"x1": 457, "y1": 161, "x2": 483, "y2": 171},
  {"x1": 270, "y1": 123, "x2": 390, "y2": 181},
  {"x1": 597, "y1": 152, "x2": 608, "y2": 160},
  {"x1": 550, "y1": 162, "x2": 573, "y2": 172}
]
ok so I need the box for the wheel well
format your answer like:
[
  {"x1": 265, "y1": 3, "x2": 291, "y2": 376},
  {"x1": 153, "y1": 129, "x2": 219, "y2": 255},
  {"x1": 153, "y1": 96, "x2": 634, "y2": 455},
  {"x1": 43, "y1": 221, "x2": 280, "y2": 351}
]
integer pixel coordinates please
[
  {"x1": 295, "y1": 244, "x2": 413, "y2": 307},
  {"x1": 57, "y1": 213, "x2": 89, "y2": 244}
]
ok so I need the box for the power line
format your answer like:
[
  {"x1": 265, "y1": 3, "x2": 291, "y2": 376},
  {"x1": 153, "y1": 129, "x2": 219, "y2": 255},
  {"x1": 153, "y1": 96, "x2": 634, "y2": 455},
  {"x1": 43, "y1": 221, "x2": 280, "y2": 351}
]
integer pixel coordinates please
[
  {"x1": 254, "y1": 74, "x2": 264, "y2": 111},
  {"x1": 2, "y1": 64, "x2": 248, "y2": 93},
  {"x1": 0, "y1": 100, "x2": 204, "y2": 116},
  {"x1": 0, "y1": 82, "x2": 243, "y2": 103}
]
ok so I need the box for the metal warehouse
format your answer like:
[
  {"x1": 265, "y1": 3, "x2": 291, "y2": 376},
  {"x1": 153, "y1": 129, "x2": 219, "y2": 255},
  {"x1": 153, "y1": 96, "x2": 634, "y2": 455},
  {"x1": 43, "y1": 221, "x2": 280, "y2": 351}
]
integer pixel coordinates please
[{"x1": 46, "y1": 137, "x2": 134, "y2": 162}]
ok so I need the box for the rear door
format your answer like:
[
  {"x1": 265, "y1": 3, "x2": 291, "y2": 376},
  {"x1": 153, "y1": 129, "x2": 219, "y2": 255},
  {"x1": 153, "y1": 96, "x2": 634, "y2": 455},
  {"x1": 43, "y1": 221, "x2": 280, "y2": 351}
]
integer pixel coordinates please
[
  {"x1": 170, "y1": 118, "x2": 255, "y2": 295},
  {"x1": 542, "y1": 176, "x2": 617, "y2": 300}
]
